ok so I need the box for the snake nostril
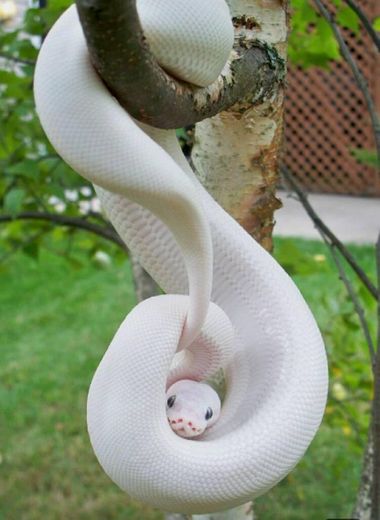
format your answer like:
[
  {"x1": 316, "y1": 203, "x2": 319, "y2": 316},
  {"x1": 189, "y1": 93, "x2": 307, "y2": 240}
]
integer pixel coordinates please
[
  {"x1": 177, "y1": 418, "x2": 183, "y2": 423},
  {"x1": 188, "y1": 422, "x2": 192, "y2": 426}
]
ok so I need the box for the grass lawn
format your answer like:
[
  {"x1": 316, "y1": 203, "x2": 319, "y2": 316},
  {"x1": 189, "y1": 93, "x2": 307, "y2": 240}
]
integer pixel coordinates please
[{"x1": 0, "y1": 236, "x2": 376, "y2": 519}]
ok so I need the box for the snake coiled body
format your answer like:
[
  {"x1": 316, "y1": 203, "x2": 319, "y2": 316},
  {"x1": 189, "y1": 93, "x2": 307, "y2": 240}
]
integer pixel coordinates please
[{"x1": 34, "y1": 2, "x2": 328, "y2": 515}]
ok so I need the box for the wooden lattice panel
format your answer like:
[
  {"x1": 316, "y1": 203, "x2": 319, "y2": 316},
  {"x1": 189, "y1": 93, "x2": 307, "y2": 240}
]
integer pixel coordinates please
[{"x1": 283, "y1": 0, "x2": 379, "y2": 196}]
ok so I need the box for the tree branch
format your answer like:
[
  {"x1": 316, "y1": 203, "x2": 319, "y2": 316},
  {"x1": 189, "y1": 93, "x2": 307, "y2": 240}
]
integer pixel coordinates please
[
  {"x1": 327, "y1": 240, "x2": 375, "y2": 365},
  {"x1": 0, "y1": 228, "x2": 47, "y2": 264},
  {"x1": 313, "y1": 0, "x2": 380, "y2": 165},
  {"x1": 372, "y1": 233, "x2": 380, "y2": 520},
  {"x1": 342, "y1": 0, "x2": 380, "y2": 51},
  {"x1": 0, "y1": 52, "x2": 35, "y2": 66},
  {"x1": 75, "y1": 0, "x2": 285, "y2": 129},
  {"x1": 282, "y1": 168, "x2": 380, "y2": 517},
  {"x1": 0, "y1": 211, "x2": 126, "y2": 250},
  {"x1": 353, "y1": 428, "x2": 374, "y2": 520},
  {"x1": 281, "y1": 167, "x2": 378, "y2": 300}
]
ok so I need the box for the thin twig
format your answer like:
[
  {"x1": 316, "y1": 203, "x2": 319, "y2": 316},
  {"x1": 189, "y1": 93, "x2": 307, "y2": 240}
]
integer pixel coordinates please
[
  {"x1": 342, "y1": 0, "x2": 380, "y2": 51},
  {"x1": 372, "y1": 233, "x2": 380, "y2": 519},
  {"x1": 0, "y1": 228, "x2": 47, "y2": 264},
  {"x1": 282, "y1": 168, "x2": 379, "y2": 516},
  {"x1": 0, "y1": 211, "x2": 126, "y2": 250},
  {"x1": 313, "y1": 0, "x2": 380, "y2": 165},
  {"x1": 327, "y1": 238, "x2": 375, "y2": 364},
  {"x1": 329, "y1": 395, "x2": 364, "y2": 446},
  {"x1": 377, "y1": 233, "x2": 380, "y2": 353},
  {"x1": 0, "y1": 52, "x2": 35, "y2": 66},
  {"x1": 20, "y1": 179, "x2": 49, "y2": 213},
  {"x1": 281, "y1": 166, "x2": 378, "y2": 300}
]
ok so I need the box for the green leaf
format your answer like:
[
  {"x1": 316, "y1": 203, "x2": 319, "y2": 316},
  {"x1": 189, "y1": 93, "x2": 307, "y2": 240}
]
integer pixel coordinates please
[
  {"x1": 67, "y1": 257, "x2": 85, "y2": 270},
  {"x1": 351, "y1": 148, "x2": 378, "y2": 168},
  {"x1": 336, "y1": 7, "x2": 360, "y2": 33},
  {"x1": 5, "y1": 159, "x2": 39, "y2": 178},
  {"x1": 373, "y1": 17, "x2": 380, "y2": 31},
  {"x1": 22, "y1": 241, "x2": 39, "y2": 260},
  {"x1": 289, "y1": 0, "x2": 342, "y2": 67},
  {"x1": 3, "y1": 188, "x2": 26, "y2": 215}
]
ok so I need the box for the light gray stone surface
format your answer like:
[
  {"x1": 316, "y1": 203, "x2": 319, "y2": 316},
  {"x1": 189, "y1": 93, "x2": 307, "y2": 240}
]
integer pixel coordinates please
[{"x1": 275, "y1": 191, "x2": 380, "y2": 244}]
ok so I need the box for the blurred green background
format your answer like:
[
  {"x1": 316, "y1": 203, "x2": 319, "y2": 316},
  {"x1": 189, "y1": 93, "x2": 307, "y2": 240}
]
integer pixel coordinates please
[{"x1": 0, "y1": 237, "x2": 375, "y2": 519}]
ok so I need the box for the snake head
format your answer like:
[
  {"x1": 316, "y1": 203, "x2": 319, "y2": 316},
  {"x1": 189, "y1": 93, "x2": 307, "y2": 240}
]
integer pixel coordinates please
[{"x1": 165, "y1": 379, "x2": 221, "y2": 439}]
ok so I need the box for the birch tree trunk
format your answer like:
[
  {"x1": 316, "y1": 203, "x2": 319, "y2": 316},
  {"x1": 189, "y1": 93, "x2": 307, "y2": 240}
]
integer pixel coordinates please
[
  {"x1": 192, "y1": 0, "x2": 287, "y2": 252},
  {"x1": 353, "y1": 430, "x2": 373, "y2": 520}
]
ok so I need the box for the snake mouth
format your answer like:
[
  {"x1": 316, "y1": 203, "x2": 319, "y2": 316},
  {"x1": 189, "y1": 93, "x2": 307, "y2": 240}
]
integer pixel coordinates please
[
  {"x1": 167, "y1": 418, "x2": 204, "y2": 437},
  {"x1": 170, "y1": 423, "x2": 204, "y2": 438},
  {"x1": 175, "y1": 427, "x2": 203, "y2": 438}
]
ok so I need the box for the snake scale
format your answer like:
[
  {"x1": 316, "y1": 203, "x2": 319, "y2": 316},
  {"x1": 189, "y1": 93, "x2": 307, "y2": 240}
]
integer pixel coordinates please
[{"x1": 34, "y1": 1, "x2": 328, "y2": 514}]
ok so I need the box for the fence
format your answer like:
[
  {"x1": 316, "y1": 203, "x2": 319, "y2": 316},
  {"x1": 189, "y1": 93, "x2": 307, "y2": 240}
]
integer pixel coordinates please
[{"x1": 283, "y1": 0, "x2": 379, "y2": 196}]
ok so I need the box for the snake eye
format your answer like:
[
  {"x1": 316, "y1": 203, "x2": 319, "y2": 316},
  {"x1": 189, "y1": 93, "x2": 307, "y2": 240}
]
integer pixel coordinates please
[
  {"x1": 167, "y1": 395, "x2": 176, "y2": 408},
  {"x1": 205, "y1": 407, "x2": 213, "y2": 420}
]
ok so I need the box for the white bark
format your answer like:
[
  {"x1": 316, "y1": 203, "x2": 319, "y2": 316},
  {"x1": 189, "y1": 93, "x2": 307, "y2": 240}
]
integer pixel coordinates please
[{"x1": 192, "y1": 0, "x2": 287, "y2": 251}]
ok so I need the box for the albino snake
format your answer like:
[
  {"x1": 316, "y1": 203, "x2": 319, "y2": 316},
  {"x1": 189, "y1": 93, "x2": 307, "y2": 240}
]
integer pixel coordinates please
[{"x1": 34, "y1": 1, "x2": 328, "y2": 515}]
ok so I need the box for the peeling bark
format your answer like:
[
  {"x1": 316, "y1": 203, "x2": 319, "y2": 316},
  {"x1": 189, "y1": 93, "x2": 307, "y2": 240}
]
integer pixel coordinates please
[{"x1": 192, "y1": 0, "x2": 287, "y2": 251}]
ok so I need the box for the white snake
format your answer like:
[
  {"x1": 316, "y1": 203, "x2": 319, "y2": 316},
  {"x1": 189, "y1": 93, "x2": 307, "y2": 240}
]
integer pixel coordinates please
[{"x1": 34, "y1": 1, "x2": 328, "y2": 515}]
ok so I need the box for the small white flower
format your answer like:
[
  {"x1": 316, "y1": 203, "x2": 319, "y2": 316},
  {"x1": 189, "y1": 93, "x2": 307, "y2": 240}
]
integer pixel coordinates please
[
  {"x1": 79, "y1": 200, "x2": 91, "y2": 214},
  {"x1": 64, "y1": 189, "x2": 78, "y2": 202},
  {"x1": 80, "y1": 186, "x2": 92, "y2": 197},
  {"x1": 313, "y1": 254, "x2": 326, "y2": 263},
  {"x1": 0, "y1": 1, "x2": 17, "y2": 22},
  {"x1": 332, "y1": 382, "x2": 347, "y2": 401},
  {"x1": 94, "y1": 251, "x2": 111, "y2": 267}
]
